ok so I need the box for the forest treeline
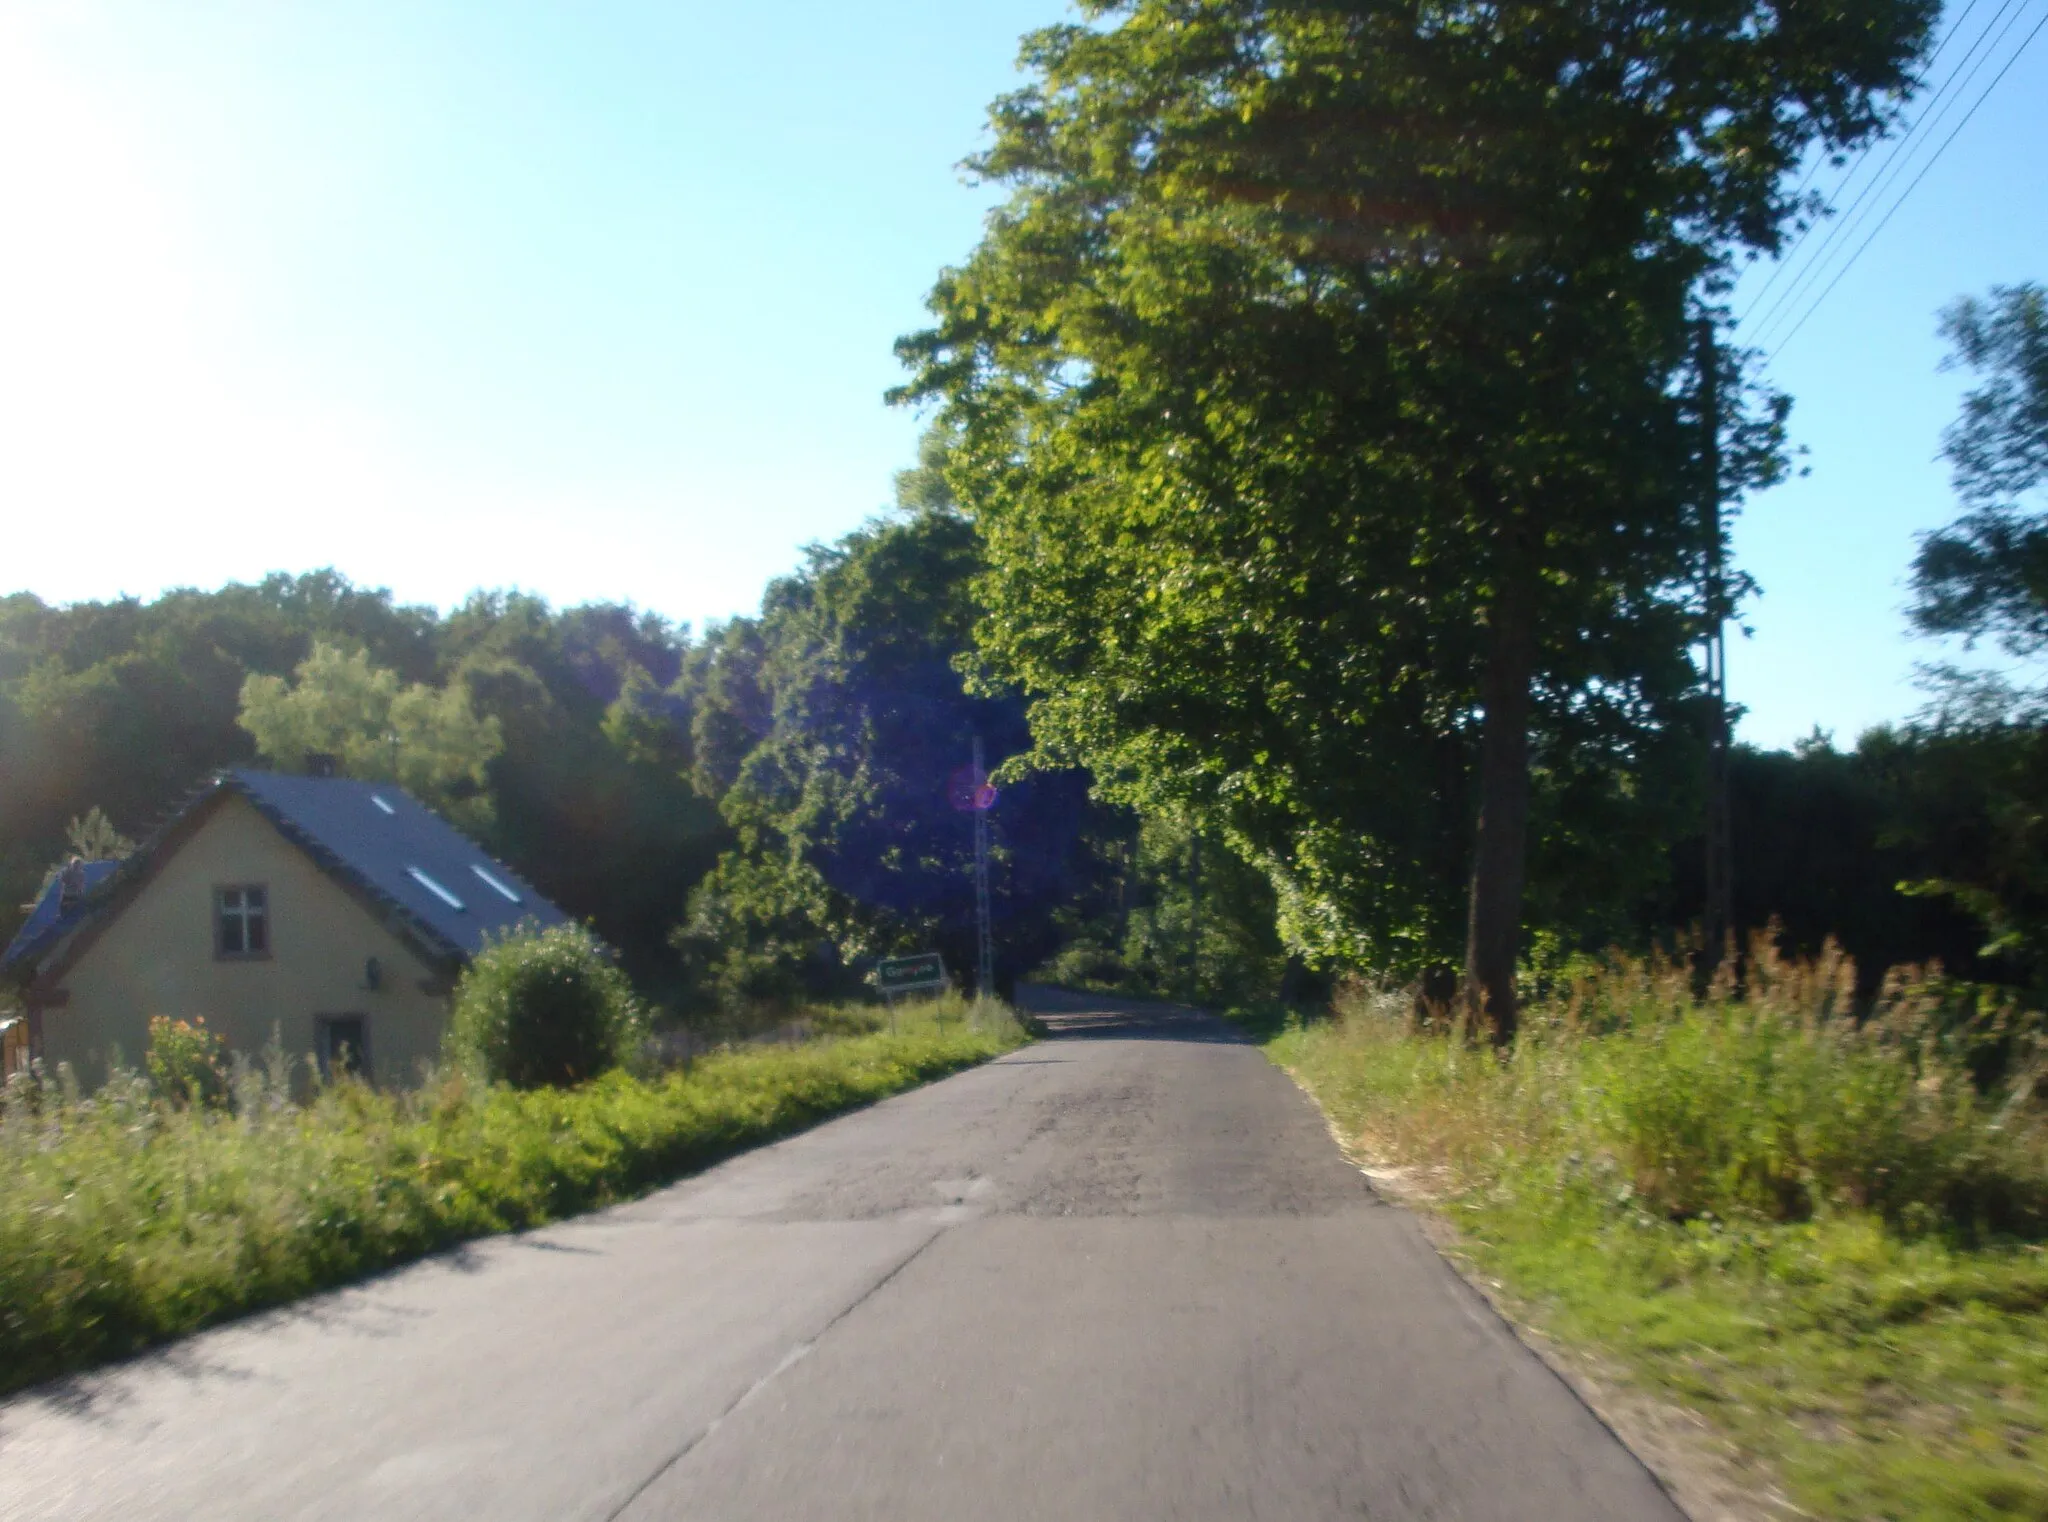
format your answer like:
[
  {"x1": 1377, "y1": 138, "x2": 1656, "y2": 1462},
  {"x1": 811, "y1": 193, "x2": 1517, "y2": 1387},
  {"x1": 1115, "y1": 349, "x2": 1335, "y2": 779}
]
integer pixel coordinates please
[
  {"x1": 0, "y1": 448, "x2": 1122, "y2": 1016},
  {"x1": 0, "y1": 439, "x2": 2039, "y2": 1022},
  {"x1": 7, "y1": 2, "x2": 2048, "y2": 1027}
]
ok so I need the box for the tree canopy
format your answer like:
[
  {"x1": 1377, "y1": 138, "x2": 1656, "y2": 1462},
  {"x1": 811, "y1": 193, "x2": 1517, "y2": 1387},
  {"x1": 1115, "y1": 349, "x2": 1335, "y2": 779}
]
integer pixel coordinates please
[
  {"x1": 239, "y1": 642, "x2": 504, "y2": 830},
  {"x1": 1912, "y1": 282, "x2": 2048, "y2": 668},
  {"x1": 897, "y1": 0, "x2": 1935, "y2": 1034},
  {"x1": 677, "y1": 489, "x2": 1117, "y2": 1010},
  {"x1": 0, "y1": 574, "x2": 724, "y2": 990}
]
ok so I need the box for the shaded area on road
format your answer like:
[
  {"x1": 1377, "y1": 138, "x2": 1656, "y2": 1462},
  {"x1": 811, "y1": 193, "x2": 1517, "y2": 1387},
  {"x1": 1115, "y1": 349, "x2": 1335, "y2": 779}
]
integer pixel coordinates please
[{"x1": 1017, "y1": 981, "x2": 1249, "y2": 1043}]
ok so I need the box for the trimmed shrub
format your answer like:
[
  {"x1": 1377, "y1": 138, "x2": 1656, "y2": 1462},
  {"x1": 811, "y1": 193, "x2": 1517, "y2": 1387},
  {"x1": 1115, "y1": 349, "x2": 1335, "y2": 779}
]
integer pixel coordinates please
[{"x1": 448, "y1": 922, "x2": 646, "y2": 1089}]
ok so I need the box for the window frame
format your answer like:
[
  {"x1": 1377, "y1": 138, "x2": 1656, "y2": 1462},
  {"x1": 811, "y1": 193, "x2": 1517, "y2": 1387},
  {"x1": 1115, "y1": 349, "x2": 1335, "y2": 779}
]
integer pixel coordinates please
[{"x1": 213, "y1": 883, "x2": 272, "y2": 961}]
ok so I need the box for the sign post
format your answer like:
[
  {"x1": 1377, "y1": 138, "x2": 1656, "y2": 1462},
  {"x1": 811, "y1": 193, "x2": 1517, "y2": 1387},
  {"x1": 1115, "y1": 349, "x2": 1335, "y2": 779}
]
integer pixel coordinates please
[{"x1": 876, "y1": 953, "x2": 948, "y2": 1030}]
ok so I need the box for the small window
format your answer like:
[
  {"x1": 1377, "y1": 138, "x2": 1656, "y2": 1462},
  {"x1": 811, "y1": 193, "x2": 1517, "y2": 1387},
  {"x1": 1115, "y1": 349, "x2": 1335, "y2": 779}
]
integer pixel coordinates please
[
  {"x1": 317, "y1": 1015, "x2": 371, "y2": 1082},
  {"x1": 406, "y1": 867, "x2": 465, "y2": 911},
  {"x1": 470, "y1": 864, "x2": 522, "y2": 904},
  {"x1": 215, "y1": 885, "x2": 269, "y2": 957}
]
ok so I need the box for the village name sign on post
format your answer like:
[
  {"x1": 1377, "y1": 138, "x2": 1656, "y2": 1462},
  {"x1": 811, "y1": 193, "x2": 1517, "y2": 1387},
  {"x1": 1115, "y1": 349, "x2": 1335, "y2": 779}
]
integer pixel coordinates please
[{"x1": 875, "y1": 954, "x2": 948, "y2": 1017}]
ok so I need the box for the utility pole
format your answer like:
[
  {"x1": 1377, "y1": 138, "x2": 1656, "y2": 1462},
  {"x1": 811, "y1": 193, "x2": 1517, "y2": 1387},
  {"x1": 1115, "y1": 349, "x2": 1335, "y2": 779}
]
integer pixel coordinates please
[
  {"x1": 1698, "y1": 316, "x2": 1733, "y2": 981},
  {"x1": 972, "y1": 734, "x2": 995, "y2": 1001}
]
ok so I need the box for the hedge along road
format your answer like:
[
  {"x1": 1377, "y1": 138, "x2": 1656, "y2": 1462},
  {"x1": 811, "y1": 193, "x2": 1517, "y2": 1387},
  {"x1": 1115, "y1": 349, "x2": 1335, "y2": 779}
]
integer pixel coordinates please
[{"x1": 0, "y1": 989, "x2": 1680, "y2": 1522}]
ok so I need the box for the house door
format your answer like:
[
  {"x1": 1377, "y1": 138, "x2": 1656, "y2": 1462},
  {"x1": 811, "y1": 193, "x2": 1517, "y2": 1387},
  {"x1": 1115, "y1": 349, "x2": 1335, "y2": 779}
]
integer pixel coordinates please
[{"x1": 316, "y1": 1014, "x2": 371, "y2": 1082}]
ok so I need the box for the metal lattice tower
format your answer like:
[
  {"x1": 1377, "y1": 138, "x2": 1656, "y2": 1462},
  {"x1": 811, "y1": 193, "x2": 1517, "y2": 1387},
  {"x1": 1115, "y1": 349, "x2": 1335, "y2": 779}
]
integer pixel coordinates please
[{"x1": 972, "y1": 733, "x2": 995, "y2": 1000}]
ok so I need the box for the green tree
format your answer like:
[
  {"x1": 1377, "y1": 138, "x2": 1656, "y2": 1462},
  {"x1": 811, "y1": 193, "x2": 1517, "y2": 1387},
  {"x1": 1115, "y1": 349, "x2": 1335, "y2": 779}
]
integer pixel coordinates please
[
  {"x1": 1911, "y1": 283, "x2": 2048, "y2": 669},
  {"x1": 0, "y1": 572, "x2": 436, "y2": 935},
  {"x1": 898, "y1": 0, "x2": 1934, "y2": 1038},
  {"x1": 676, "y1": 480, "x2": 1115, "y2": 1012},
  {"x1": 1895, "y1": 283, "x2": 2048, "y2": 978},
  {"x1": 0, "y1": 575, "x2": 726, "y2": 994},
  {"x1": 64, "y1": 808, "x2": 132, "y2": 864},
  {"x1": 437, "y1": 594, "x2": 728, "y2": 996},
  {"x1": 238, "y1": 642, "x2": 503, "y2": 827}
]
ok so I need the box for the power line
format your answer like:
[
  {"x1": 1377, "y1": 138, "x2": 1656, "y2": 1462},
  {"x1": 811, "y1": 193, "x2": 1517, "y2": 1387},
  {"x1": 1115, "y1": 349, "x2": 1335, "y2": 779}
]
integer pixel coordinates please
[
  {"x1": 1740, "y1": 0, "x2": 1989, "y2": 319},
  {"x1": 1750, "y1": 0, "x2": 2038, "y2": 347},
  {"x1": 1744, "y1": 0, "x2": 2030, "y2": 345},
  {"x1": 1769, "y1": 5, "x2": 2048, "y2": 359},
  {"x1": 1753, "y1": 0, "x2": 2039, "y2": 346}
]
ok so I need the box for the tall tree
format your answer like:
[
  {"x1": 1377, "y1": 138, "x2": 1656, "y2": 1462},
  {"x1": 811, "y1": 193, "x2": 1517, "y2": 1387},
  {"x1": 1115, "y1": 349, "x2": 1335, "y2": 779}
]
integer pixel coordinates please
[
  {"x1": 239, "y1": 642, "x2": 504, "y2": 829},
  {"x1": 677, "y1": 494, "x2": 1114, "y2": 1010},
  {"x1": 1912, "y1": 283, "x2": 2048, "y2": 671},
  {"x1": 1898, "y1": 282, "x2": 2048, "y2": 979},
  {"x1": 898, "y1": 0, "x2": 1933, "y2": 1038}
]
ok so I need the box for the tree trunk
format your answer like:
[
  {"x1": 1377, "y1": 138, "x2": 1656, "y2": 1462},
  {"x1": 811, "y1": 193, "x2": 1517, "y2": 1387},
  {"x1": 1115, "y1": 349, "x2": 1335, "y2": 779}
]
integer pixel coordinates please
[{"x1": 1464, "y1": 575, "x2": 1536, "y2": 1047}]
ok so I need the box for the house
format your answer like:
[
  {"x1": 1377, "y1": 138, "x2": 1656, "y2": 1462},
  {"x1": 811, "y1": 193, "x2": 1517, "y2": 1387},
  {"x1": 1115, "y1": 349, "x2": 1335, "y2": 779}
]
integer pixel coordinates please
[{"x1": 1, "y1": 770, "x2": 569, "y2": 1089}]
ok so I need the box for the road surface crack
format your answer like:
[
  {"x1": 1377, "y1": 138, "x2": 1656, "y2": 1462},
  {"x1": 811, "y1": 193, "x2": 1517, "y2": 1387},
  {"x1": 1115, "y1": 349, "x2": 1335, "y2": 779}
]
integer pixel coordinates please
[{"x1": 601, "y1": 1226, "x2": 948, "y2": 1521}]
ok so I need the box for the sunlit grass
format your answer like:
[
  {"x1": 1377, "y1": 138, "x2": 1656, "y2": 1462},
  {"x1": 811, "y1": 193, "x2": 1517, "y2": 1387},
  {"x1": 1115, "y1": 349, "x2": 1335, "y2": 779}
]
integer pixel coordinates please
[
  {"x1": 1259, "y1": 953, "x2": 2048, "y2": 1520},
  {"x1": 0, "y1": 994, "x2": 1025, "y2": 1396}
]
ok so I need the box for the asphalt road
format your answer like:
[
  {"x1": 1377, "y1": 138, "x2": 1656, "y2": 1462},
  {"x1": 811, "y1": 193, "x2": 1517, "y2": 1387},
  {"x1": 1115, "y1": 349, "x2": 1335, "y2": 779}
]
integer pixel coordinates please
[{"x1": 0, "y1": 990, "x2": 1683, "y2": 1521}]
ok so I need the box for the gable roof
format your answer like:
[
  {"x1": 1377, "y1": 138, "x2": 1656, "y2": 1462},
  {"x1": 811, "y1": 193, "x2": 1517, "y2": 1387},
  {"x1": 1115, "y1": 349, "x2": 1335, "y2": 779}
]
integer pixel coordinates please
[{"x1": 2, "y1": 770, "x2": 570, "y2": 980}]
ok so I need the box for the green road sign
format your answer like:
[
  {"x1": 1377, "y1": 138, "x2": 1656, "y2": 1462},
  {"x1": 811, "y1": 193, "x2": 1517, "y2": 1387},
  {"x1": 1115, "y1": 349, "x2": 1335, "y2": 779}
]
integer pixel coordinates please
[{"x1": 875, "y1": 953, "x2": 948, "y2": 996}]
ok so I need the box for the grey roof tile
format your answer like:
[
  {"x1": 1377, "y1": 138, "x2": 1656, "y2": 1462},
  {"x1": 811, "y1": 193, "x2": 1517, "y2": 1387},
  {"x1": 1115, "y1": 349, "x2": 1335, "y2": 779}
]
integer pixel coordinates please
[{"x1": 225, "y1": 770, "x2": 568, "y2": 959}]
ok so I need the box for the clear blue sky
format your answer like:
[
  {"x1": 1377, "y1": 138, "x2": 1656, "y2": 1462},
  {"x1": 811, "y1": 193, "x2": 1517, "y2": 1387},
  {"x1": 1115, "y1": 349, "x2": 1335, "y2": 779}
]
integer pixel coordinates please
[{"x1": 3, "y1": 1, "x2": 2045, "y2": 751}]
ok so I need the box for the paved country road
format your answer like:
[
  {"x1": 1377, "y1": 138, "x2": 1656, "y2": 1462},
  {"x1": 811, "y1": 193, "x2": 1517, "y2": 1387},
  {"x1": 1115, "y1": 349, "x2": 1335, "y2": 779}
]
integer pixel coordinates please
[{"x1": 0, "y1": 991, "x2": 1682, "y2": 1521}]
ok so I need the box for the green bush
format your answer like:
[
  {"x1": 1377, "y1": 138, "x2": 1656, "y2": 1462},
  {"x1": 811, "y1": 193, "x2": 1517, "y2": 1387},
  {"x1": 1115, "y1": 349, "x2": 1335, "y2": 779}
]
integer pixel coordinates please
[
  {"x1": 447, "y1": 922, "x2": 647, "y2": 1089},
  {"x1": 1040, "y1": 940, "x2": 1150, "y2": 995}
]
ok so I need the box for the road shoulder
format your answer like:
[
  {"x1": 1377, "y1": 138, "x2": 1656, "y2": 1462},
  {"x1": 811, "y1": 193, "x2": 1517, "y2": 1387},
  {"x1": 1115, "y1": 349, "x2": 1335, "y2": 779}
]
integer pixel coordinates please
[{"x1": 1281, "y1": 1068, "x2": 1805, "y2": 1522}]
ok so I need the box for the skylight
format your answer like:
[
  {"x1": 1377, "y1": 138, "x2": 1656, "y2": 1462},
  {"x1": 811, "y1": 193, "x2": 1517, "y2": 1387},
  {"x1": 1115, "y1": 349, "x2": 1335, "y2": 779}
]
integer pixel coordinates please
[
  {"x1": 406, "y1": 867, "x2": 465, "y2": 911},
  {"x1": 470, "y1": 864, "x2": 523, "y2": 904},
  {"x1": 371, "y1": 794, "x2": 396, "y2": 816}
]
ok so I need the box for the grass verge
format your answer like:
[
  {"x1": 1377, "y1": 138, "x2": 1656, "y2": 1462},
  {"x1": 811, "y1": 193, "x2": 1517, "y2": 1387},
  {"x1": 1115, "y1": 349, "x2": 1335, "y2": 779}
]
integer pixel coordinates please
[
  {"x1": 0, "y1": 995, "x2": 1024, "y2": 1398},
  {"x1": 1251, "y1": 957, "x2": 2048, "y2": 1521}
]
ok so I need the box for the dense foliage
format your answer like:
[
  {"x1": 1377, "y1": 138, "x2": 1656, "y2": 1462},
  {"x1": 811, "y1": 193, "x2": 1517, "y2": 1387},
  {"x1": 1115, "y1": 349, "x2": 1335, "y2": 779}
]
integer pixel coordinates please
[
  {"x1": 1265, "y1": 948, "x2": 2048, "y2": 1519},
  {"x1": 1911, "y1": 282, "x2": 2048, "y2": 663},
  {"x1": 897, "y1": 0, "x2": 1937, "y2": 1036},
  {"x1": 1886, "y1": 282, "x2": 2048, "y2": 983},
  {"x1": 0, "y1": 998, "x2": 1024, "y2": 1396},
  {"x1": 0, "y1": 573, "x2": 724, "y2": 990},
  {"x1": 676, "y1": 487, "x2": 1120, "y2": 1009},
  {"x1": 447, "y1": 923, "x2": 648, "y2": 1089}
]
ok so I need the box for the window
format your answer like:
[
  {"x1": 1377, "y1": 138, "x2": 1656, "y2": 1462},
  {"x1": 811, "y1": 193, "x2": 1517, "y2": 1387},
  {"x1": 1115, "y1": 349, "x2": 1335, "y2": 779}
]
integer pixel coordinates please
[
  {"x1": 317, "y1": 1015, "x2": 370, "y2": 1081},
  {"x1": 215, "y1": 885, "x2": 269, "y2": 957},
  {"x1": 406, "y1": 867, "x2": 465, "y2": 911},
  {"x1": 470, "y1": 864, "x2": 522, "y2": 904}
]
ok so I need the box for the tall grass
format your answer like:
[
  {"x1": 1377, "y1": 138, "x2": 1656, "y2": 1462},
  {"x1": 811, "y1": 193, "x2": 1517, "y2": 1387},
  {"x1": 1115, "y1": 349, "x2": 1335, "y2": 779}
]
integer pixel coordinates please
[
  {"x1": 1263, "y1": 945, "x2": 2048, "y2": 1520},
  {"x1": 0, "y1": 995, "x2": 1024, "y2": 1397},
  {"x1": 1282, "y1": 945, "x2": 2047, "y2": 1236}
]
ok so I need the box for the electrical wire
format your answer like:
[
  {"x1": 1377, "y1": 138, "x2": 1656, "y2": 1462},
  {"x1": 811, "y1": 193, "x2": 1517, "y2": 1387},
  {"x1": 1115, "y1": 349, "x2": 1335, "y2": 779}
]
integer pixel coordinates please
[
  {"x1": 1746, "y1": 0, "x2": 2023, "y2": 340},
  {"x1": 1750, "y1": 0, "x2": 2039, "y2": 348},
  {"x1": 1740, "y1": 0, "x2": 1989, "y2": 318},
  {"x1": 1744, "y1": 0, "x2": 2030, "y2": 345},
  {"x1": 1768, "y1": 5, "x2": 2048, "y2": 359},
  {"x1": 1749, "y1": 0, "x2": 2036, "y2": 346}
]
